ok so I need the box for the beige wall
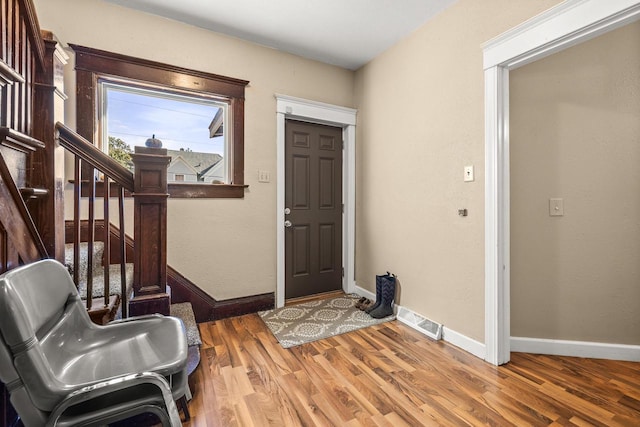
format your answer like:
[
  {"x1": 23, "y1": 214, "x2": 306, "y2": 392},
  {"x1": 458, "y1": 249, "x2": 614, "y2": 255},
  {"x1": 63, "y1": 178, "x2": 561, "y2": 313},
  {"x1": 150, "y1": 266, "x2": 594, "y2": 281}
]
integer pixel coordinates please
[
  {"x1": 510, "y1": 22, "x2": 640, "y2": 345},
  {"x1": 37, "y1": 0, "x2": 610, "y2": 348},
  {"x1": 353, "y1": 0, "x2": 561, "y2": 342},
  {"x1": 34, "y1": 0, "x2": 354, "y2": 300}
]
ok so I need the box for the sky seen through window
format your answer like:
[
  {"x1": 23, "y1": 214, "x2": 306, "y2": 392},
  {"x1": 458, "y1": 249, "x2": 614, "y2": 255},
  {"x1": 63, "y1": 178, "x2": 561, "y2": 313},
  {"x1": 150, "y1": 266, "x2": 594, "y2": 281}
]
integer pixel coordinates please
[{"x1": 106, "y1": 88, "x2": 224, "y2": 155}]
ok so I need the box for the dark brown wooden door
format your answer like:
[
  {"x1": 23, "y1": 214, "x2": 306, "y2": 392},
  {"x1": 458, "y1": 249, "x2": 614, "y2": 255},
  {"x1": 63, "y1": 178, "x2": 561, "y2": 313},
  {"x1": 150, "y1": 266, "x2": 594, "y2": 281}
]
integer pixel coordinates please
[{"x1": 285, "y1": 120, "x2": 343, "y2": 299}]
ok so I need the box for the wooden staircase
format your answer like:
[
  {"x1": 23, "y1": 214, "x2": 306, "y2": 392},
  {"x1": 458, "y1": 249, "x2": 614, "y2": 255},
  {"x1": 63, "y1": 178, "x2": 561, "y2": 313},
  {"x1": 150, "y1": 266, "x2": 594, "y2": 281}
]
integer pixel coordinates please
[
  {"x1": 0, "y1": 1, "x2": 200, "y2": 422},
  {"x1": 56, "y1": 123, "x2": 173, "y2": 319}
]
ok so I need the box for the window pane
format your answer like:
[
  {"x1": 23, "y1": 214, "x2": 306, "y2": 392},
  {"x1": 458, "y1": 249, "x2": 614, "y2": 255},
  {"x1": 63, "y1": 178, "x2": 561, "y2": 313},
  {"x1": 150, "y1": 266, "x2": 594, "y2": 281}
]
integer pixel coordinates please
[{"x1": 102, "y1": 82, "x2": 229, "y2": 184}]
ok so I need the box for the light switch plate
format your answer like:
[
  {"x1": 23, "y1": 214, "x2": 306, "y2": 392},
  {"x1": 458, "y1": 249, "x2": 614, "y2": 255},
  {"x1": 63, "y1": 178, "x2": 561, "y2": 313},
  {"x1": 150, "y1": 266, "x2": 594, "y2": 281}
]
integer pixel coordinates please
[
  {"x1": 258, "y1": 170, "x2": 270, "y2": 183},
  {"x1": 549, "y1": 198, "x2": 564, "y2": 216},
  {"x1": 464, "y1": 165, "x2": 474, "y2": 182}
]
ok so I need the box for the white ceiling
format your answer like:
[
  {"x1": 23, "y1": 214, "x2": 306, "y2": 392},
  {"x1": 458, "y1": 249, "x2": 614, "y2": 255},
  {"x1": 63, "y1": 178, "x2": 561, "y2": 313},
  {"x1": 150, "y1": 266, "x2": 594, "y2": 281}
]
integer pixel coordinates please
[{"x1": 103, "y1": 0, "x2": 457, "y2": 70}]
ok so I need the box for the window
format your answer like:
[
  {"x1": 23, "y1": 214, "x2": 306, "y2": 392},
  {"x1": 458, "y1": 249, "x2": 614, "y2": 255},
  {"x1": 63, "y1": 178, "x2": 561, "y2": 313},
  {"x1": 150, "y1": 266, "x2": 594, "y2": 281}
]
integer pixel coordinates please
[
  {"x1": 71, "y1": 44, "x2": 249, "y2": 198},
  {"x1": 101, "y1": 81, "x2": 229, "y2": 184}
]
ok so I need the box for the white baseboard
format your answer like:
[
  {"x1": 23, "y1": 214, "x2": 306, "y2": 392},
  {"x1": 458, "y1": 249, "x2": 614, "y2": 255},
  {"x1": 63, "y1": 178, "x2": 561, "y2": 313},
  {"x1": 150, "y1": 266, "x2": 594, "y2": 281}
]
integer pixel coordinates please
[
  {"x1": 355, "y1": 285, "x2": 640, "y2": 363},
  {"x1": 354, "y1": 284, "x2": 486, "y2": 360},
  {"x1": 354, "y1": 284, "x2": 375, "y2": 301},
  {"x1": 511, "y1": 337, "x2": 640, "y2": 362},
  {"x1": 442, "y1": 327, "x2": 486, "y2": 360}
]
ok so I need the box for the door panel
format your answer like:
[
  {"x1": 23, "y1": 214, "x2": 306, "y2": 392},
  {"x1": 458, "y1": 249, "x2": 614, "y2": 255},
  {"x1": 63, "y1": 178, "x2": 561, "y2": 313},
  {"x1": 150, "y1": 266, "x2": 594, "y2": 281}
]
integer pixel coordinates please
[
  {"x1": 285, "y1": 120, "x2": 343, "y2": 299},
  {"x1": 319, "y1": 158, "x2": 336, "y2": 209},
  {"x1": 292, "y1": 225, "x2": 311, "y2": 276},
  {"x1": 292, "y1": 155, "x2": 310, "y2": 208},
  {"x1": 318, "y1": 223, "x2": 335, "y2": 272}
]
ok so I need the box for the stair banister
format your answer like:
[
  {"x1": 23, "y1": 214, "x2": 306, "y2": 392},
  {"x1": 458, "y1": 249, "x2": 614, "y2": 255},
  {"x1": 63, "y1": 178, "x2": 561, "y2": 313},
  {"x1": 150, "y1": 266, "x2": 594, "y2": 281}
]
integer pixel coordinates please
[
  {"x1": 57, "y1": 123, "x2": 131, "y2": 319},
  {"x1": 55, "y1": 124, "x2": 134, "y2": 189},
  {"x1": 56, "y1": 123, "x2": 172, "y2": 318}
]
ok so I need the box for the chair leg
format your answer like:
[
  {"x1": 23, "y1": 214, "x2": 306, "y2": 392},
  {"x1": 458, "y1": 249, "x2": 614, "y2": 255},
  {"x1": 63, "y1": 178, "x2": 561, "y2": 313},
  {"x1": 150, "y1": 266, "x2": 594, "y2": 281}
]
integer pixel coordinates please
[{"x1": 178, "y1": 396, "x2": 190, "y2": 421}]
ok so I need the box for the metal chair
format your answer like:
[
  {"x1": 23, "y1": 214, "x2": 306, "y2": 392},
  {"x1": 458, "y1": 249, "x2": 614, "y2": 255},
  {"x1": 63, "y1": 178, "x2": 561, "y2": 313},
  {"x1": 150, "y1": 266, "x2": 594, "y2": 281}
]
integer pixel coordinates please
[{"x1": 0, "y1": 259, "x2": 189, "y2": 426}]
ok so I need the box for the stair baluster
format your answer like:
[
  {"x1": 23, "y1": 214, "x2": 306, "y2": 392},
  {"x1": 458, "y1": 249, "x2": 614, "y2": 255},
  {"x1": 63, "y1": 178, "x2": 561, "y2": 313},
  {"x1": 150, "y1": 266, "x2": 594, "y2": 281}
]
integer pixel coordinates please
[
  {"x1": 86, "y1": 166, "x2": 96, "y2": 311},
  {"x1": 118, "y1": 185, "x2": 128, "y2": 318},
  {"x1": 103, "y1": 176, "x2": 111, "y2": 307},
  {"x1": 73, "y1": 157, "x2": 81, "y2": 287}
]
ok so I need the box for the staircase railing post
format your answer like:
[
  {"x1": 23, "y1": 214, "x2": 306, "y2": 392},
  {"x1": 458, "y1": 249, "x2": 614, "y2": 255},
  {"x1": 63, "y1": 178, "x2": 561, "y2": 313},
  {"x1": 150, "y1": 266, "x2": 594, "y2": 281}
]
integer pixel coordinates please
[
  {"x1": 129, "y1": 146, "x2": 171, "y2": 316},
  {"x1": 31, "y1": 32, "x2": 68, "y2": 262}
]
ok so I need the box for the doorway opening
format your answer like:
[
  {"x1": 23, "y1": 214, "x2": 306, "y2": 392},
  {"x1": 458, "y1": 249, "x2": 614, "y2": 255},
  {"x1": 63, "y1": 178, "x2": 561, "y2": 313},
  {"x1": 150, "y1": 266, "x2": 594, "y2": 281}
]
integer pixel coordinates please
[
  {"x1": 509, "y1": 21, "x2": 640, "y2": 358},
  {"x1": 483, "y1": 1, "x2": 640, "y2": 365}
]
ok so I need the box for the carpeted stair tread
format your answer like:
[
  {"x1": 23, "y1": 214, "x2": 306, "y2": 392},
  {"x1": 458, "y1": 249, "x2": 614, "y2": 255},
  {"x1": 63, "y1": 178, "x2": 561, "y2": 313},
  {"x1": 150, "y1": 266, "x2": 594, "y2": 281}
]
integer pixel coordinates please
[
  {"x1": 76, "y1": 263, "x2": 134, "y2": 299},
  {"x1": 64, "y1": 241, "x2": 104, "y2": 279},
  {"x1": 65, "y1": 242, "x2": 133, "y2": 300},
  {"x1": 170, "y1": 302, "x2": 202, "y2": 346},
  {"x1": 170, "y1": 302, "x2": 201, "y2": 376}
]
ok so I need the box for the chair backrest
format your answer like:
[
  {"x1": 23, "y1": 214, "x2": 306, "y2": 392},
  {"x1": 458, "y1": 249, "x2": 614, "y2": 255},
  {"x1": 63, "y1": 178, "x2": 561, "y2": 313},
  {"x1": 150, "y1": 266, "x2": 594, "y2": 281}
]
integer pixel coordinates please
[{"x1": 0, "y1": 259, "x2": 90, "y2": 417}]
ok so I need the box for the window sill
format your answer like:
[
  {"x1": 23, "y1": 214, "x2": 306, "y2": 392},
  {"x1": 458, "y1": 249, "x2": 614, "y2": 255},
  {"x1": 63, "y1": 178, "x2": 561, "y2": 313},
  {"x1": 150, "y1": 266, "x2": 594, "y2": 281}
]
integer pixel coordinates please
[
  {"x1": 72, "y1": 181, "x2": 248, "y2": 199},
  {"x1": 168, "y1": 183, "x2": 248, "y2": 198}
]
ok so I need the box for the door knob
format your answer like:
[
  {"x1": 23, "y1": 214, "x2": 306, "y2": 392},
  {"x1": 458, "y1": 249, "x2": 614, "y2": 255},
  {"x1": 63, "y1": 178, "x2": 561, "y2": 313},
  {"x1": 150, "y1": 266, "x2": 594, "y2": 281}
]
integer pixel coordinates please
[
  {"x1": 284, "y1": 207, "x2": 291, "y2": 215},
  {"x1": 284, "y1": 220, "x2": 292, "y2": 228}
]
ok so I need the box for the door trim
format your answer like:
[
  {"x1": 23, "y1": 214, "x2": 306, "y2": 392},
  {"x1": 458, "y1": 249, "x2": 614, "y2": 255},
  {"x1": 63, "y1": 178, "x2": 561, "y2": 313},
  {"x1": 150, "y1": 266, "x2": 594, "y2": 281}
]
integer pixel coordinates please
[
  {"x1": 276, "y1": 94, "x2": 357, "y2": 308},
  {"x1": 483, "y1": 0, "x2": 640, "y2": 365}
]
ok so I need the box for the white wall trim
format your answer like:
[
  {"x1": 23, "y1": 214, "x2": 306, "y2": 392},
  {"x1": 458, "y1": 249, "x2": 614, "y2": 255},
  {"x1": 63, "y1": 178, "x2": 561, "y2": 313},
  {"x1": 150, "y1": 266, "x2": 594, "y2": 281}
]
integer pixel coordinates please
[
  {"x1": 355, "y1": 284, "x2": 486, "y2": 360},
  {"x1": 276, "y1": 94, "x2": 357, "y2": 308},
  {"x1": 483, "y1": 0, "x2": 640, "y2": 70},
  {"x1": 442, "y1": 327, "x2": 487, "y2": 360},
  {"x1": 483, "y1": 0, "x2": 640, "y2": 366},
  {"x1": 484, "y1": 66, "x2": 510, "y2": 366},
  {"x1": 511, "y1": 337, "x2": 640, "y2": 362},
  {"x1": 354, "y1": 284, "x2": 375, "y2": 301}
]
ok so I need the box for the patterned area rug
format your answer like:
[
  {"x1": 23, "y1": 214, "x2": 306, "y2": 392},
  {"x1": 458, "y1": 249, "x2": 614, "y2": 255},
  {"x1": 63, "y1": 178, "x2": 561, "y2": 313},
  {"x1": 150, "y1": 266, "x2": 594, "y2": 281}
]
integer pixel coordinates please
[{"x1": 258, "y1": 294, "x2": 395, "y2": 348}]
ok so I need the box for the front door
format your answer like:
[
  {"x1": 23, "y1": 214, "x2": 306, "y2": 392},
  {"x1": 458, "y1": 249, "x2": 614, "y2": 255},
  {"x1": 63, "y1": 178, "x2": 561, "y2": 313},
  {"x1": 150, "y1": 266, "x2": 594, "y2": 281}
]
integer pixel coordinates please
[{"x1": 285, "y1": 120, "x2": 343, "y2": 299}]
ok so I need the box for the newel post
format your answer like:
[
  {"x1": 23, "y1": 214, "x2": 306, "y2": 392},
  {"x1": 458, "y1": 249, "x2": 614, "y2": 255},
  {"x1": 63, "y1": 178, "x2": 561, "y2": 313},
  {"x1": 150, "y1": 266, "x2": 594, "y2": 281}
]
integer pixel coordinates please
[
  {"x1": 128, "y1": 146, "x2": 171, "y2": 317},
  {"x1": 31, "y1": 32, "x2": 68, "y2": 262}
]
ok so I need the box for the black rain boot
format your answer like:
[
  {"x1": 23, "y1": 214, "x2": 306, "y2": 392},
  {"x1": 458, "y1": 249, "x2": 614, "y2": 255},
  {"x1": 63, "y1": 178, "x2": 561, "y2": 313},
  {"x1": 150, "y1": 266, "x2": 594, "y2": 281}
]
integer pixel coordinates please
[
  {"x1": 365, "y1": 272, "x2": 388, "y2": 314},
  {"x1": 369, "y1": 274, "x2": 396, "y2": 319}
]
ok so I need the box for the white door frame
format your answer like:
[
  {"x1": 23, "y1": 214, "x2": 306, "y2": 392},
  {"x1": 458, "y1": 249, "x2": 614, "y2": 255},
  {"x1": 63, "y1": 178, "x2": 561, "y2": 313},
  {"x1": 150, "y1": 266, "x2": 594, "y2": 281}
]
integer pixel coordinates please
[
  {"x1": 275, "y1": 94, "x2": 357, "y2": 308},
  {"x1": 483, "y1": 0, "x2": 640, "y2": 365}
]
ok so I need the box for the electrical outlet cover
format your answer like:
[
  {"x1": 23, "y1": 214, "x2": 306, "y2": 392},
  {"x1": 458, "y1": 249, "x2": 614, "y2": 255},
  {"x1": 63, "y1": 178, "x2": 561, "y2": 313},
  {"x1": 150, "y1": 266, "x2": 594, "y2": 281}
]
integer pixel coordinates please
[{"x1": 464, "y1": 165, "x2": 474, "y2": 182}]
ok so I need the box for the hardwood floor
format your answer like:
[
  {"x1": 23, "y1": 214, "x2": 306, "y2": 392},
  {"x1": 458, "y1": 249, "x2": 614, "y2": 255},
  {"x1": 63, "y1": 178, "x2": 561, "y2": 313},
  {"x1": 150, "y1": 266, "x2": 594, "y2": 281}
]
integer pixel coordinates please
[{"x1": 183, "y1": 314, "x2": 640, "y2": 426}]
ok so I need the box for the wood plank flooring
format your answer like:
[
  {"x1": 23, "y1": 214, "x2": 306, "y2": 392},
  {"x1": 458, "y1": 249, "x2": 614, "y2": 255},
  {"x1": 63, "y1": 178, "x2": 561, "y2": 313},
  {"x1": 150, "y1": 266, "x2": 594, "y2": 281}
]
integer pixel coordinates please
[{"x1": 183, "y1": 314, "x2": 640, "y2": 426}]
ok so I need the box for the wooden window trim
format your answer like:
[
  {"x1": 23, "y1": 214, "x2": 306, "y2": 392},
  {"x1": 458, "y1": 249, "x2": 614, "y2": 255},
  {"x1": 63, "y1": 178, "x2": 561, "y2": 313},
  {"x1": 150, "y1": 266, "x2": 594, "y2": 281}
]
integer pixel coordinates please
[{"x1": 70, "y1": 44, "x2": 249, "y2": 198}]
